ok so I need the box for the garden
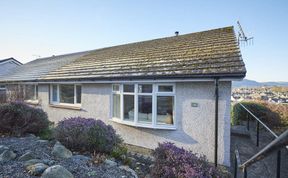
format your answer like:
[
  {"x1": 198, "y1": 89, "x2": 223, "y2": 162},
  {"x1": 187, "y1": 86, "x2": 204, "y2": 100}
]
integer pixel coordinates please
[{"x1": 0, "y1": 101, "x2": 228, "y2": 178}]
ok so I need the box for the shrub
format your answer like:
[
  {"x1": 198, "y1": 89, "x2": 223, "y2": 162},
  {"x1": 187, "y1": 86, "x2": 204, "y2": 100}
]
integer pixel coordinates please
[
  {"x1": 232, "y1": 101, "x2": 282, "y2": 129},
  {"x1": 151, "y1": 142, "x2": 226, "y2": 178},
  {"x1": 0, "y1": 101, "x2": 49, "y2": 136},
  {"x1": 54, "y1": 117, "x2": 122, "y2": 153}
]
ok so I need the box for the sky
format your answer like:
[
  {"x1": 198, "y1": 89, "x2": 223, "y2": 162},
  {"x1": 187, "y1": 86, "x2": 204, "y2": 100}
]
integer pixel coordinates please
[{"x1": 0, "y1": 0, "x2": 287, "y2": 82}]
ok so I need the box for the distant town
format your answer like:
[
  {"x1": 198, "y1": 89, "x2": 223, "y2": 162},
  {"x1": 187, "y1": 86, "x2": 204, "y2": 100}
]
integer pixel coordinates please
[{"x1": 232, "y1": 86, "x2": 288, "y2": 104}]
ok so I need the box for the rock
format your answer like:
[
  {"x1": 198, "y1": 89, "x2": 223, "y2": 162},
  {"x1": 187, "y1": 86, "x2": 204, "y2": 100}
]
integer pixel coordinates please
[
  {"x1": 119, "y1": 165, "x2": 138, "y2": 178},
  {"x1": 37, "y1": 140, "x2": 49, "y2": 144},
  {"x1": 144, "y1": 174, "x2": 152, "y2": 178},
  {"x1": 104, "y1": 159, "x2": 117, "y2": 167},
  {"x1": 27, "y1": 134, "x2": 36, "y2": 138},
  {"x1": 24, "y1": 159, "x2": 44, "y2": 167},
  {"x1": 70, "y1": 155, "x2": 91, "y2": 164},
  {"x1": 41, "y1": 165, "x2": 74, "y2": 178},
  {"x1": 43, "y1": 159, "x2": 55, "y2": 166},
  {"x1": 51, "y1": 142, "x2": 72, "y2": 159},
  {"x1": 149, "y1": 164, "x2": 154, "y2": 170},
  {"x1": 0, "y1": 150, "x2": 16, "y2": 162},
  {"x1": 0, "y1": 145, "x2": 9, "y2": 154},
  {"x1": 27, "y1": 163, "x2": 49, "y2": 176},
  {"x1": 19, "y1": 151, "x2": 35, "y2": 161}
]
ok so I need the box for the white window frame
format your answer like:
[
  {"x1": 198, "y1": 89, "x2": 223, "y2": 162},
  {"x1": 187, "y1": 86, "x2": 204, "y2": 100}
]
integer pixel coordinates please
[
  {"x1": 50, "y1": 84, "x2": 82, "y2": 107},
  {"x1": 111, "y1": 83, "x2": 176, "y2": 130},
  {"x1": 23, "y1": 84, "x2": 38, "y2": 102}
]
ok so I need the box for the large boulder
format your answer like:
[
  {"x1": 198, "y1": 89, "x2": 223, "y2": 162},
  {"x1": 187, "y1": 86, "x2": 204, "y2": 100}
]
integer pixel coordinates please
[
  {"x1": 0, "y1": 150, "x2": 16, "y2": 162},
  {"x1": 51, "y1": 142, "x2": 72, "y2": 159},
  {"x1": 19, "y1": 151, "x2": 35, "y2": 161},
  {"x1": 0, "y1": 145, "x2": 9, "y2": 154},
  {"x1": 27, "y1": 163, "x2": 49, "y2": 176},
  {"x1": 41, "y1": 165, "x2": 74, "y2": 178}
]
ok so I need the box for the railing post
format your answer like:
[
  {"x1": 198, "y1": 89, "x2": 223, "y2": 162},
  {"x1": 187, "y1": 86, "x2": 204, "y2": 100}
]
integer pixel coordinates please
[
  {"x1": 243, "y1": 166, "x2": 247, "y2": 178},
  {"x1": 247, "y1": 112, "x2": 250, "y2": 131},
  {"x1": 234, "y1": 154, "x2": 238, "y2": 178},
  {"x1": 256, "y1": 121, "x2": 259, "y2": 147},
  {"x1": 276, "y1": 150, "x2": 281, "y2": 178}
]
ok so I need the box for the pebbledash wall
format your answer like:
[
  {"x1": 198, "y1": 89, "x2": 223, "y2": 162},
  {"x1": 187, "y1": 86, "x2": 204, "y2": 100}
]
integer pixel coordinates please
[{"x1": 38, "y1": 81, "x2": 231, "y2": 166}]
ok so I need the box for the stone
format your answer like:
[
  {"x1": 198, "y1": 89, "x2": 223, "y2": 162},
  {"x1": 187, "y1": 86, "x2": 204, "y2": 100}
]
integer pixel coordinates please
[
  {"x1": 18, "y1": 151, "x2": 35, "y2": 161},
  {"x1": 149, "y1": 164, "x2": 154, "y2": 170},
  {"x1": 24, "y1": 159, "x2": 44, "y2": 167},
  {"x1": 37, "y1": 140, "x2": 49, "y2": 144},
  {"x1": 27, "y1": 163, "x2": 49, "y2": 176},
  {"x1": 104, "y1": 159, "x2": 117, "y2": 167},
  {"x1": 119, "y1": 165, "x2": 138, "y2": 178},
  {"x1": 51, "y1": 142, "x2": 72, "y2": 159},
  {"x1": 41, "y1": 165, "x2": 74, "y2": 178},
  {"x1": 0, "y1": 145, "x2": 9, "y2": 154},
  {"x1": 43, "y1": 159, "x2": 55, "y2": 166},
  {"x1": 144, "y1": 174, "x2": 152, "y2": 178},
  {"x1": 70, "y1": 155, "x2": 91, "y2": 164},
  {"x1": 0, "y1": 150, "x2": 16, "y2": 162}
]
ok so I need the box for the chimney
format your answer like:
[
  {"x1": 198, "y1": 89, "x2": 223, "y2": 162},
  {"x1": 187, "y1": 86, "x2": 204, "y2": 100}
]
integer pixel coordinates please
[{"x1": 175, "y1": 31, "x2": 179, "y2": 36}]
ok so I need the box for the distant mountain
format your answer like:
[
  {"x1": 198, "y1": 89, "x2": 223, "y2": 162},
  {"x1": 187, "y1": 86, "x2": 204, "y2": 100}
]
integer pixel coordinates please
[{"x1": 232, "y1": 79, "x2": 288, "y2": 88}]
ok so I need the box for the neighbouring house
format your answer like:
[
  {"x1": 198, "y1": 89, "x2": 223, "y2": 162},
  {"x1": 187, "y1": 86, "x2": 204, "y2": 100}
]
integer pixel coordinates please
[
  {"x1": 0, "y1": 26, "x2": 246, "y2": 166},
  {"x1": 0, "y1": 58, "x2": 22, "y2": 101}
]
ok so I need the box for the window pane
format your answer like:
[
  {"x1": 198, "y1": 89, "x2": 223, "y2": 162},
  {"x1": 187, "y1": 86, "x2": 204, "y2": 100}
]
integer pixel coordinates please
[
  {"x1": 52, "y1": 85, "x2": 58, "y2": 102},
  {"x1": 138, "y1": 84, "x2": 152, "y2": 93},
  {"x1": 123, "y1": 95, "x2": 134, "y2": 121},
  {"x1": 76, "y1": 85, "x2": 81, "y2": 104},
  {"x1": 113, "y1": 94, "x2": 121, "y2": 118},
  {"x1": 158, "y1": 85, "x2": 173, "y2": 92},
  {"x1": 157, "y1": 96, "x2": 174, "y2": 125},
  {"x1": 36, "y1": 85, "x2": 38, "y2": 99},
  {"x1": 112, "y1": 84, "x2": 120, "y2": 91},
  {"x1": 60, "y1": 85, "x2": 74, "y2": 104},
  {"x1": 138, "y1": 95, "x2": 152, "y2": 123},
  {"x1": 124, "y1": 84, "x2": 134, "y2": 93},
  {"x1": 25, "y1": 85, "x2": 35, "y2": 100}
]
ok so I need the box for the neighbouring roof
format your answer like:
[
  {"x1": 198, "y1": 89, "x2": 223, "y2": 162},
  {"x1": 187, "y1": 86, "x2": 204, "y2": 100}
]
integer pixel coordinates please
[
  {"x1": 0, "y1": 58, "x2": 22, "y2": 65},
  {"x1": 0, "y1": 52, "x2": 89, "y2": 82},
  {"x1": 0, "y1": 26, "x2": 246, "y2": 83}
]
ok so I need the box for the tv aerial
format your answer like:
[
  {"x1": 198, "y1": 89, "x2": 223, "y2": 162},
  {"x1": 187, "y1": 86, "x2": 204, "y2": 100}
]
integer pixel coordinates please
[{"x1": 237, "y1": 21, "x2": 254, "y2": 46}]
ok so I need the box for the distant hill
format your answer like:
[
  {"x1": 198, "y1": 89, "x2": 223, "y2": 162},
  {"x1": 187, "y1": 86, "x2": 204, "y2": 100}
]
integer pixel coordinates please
[{"x1": 232, "y1": 79, "x2": 288, "y2": 88}]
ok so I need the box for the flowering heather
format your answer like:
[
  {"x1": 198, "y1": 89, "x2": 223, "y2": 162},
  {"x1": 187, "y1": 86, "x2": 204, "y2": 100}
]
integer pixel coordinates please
[
  {"x1": 55, "y1": 117, "x2": 122, "y2": 153},
  {"x1": 151, "y1": 142, "x2": 226, "y2": 178}
]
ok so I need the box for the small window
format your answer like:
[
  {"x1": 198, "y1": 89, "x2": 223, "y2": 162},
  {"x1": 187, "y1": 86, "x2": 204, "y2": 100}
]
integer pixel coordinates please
[
  {"x1": 52, "y1": 85, "x2": 58, "y2": 102},
  {"x1": 76, "y1": 85, "x2": 81, "y2": 104},
  {"x1": 51, "y1": 84, "x2": 81, "y2": 105},
  {"x1": 138, "y1": 84, "x2": 152, "y2": 93},
  {"x1": 157, "y1": 96, "x2": 174, "y2": 125},
  {"x1": 124, "y1": 84, "x2": 134, "y2": 93},
  {"x1": 60, "y1": 85, "x2": 74, "y2": 104},
  {"x1": 123, "y1": 95, "x2": 134, "y2": 121},
  {"x1": 0, "y1": 85, "x2": 6, "y2": 91},
  {"x1": 138, "y1": 95, "x2": 152, "y2": 123},
  {"x1": 113, "y1": 94, "x2": 121, "y2": 118},
  {"x1": 112, "y1": 84, "x2": 120, "y2": 92},
  {"x1": 158, "y1": 85, "x2": 173, "y2": 92},
  {"x1": 24, "y1": 84, "x2": 38, "y2": 100}
]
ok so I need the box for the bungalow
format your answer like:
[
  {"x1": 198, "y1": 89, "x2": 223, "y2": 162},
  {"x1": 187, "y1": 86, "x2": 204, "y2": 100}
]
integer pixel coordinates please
[{"x1": 0, "y1": 26, "x2": 246, "y2": 166}]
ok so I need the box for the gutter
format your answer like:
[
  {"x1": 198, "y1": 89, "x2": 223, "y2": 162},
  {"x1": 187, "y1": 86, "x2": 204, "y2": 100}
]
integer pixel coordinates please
[{"x1": 214, "y1": 78, "x2": 219, "y2": 167}]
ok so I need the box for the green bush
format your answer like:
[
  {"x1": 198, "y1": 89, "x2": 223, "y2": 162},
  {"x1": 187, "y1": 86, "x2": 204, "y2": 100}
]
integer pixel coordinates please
[
  {"x1": 232, "y1": 101, "x2": 281, "y2": 128},
  {"x1": 0, "y1": 101, "x2": 49, "y2": 136}
]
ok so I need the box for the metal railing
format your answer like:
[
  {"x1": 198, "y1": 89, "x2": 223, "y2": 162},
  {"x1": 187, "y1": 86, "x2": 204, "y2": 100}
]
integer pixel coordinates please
[{"x1": 233, "y1": 103, "x2": 287, "y2": 178}]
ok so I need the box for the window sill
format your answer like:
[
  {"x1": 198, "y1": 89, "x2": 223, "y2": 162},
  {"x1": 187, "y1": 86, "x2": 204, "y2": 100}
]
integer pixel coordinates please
[
  {"x1": 110, "y1": 118, "x2": 176, "y2": 130},
  {"x1": 49, "y1": 104, "x2": 82, "y2": 110},
  {"x1": 24, "y1": 100, "x2": 39, "y2": 105}
]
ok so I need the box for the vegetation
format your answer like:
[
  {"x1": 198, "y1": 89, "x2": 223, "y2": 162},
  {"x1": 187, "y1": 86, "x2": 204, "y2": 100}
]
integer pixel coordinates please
[
  {"x1": 151, "y1": 142, "x2": 227, "y2": 178},
  {"x1": 0, "y1": 101, "x2": 50, "y2": 136},
  {"x1": 232, "y1": 101, "x2": 288, "y2": 132},
  {"x1": 54, "y1": 117, "x2": 122, "y2": 153}
]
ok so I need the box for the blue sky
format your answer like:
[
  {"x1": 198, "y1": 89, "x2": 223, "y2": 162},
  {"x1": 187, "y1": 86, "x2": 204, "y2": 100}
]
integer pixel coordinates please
[{"x1": 0, "y1": 0, "x2": 287, "y2": 82}]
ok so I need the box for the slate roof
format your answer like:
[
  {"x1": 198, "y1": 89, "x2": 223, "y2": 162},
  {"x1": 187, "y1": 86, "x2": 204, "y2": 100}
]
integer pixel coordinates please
[
  {"x1": 0, "y1": 26, "x2": 246, "y2": 82},
  {"x1": 0, "y1": 52, "x2": 89, "y2": 82}
]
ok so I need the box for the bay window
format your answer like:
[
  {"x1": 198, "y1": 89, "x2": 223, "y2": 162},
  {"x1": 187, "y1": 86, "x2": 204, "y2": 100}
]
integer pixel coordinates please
[
  {"x1": 112, "y1": 83, "x2": 175, "y2": 129},
  {"x1": 50, "y1": 84, "x2": 81, "y2": 106}
]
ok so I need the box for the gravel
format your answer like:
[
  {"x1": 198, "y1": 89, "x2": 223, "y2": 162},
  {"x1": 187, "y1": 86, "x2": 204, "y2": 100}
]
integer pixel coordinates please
[{"x1": 0, "y1": 135, "x2": 136, "y2": 178}]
